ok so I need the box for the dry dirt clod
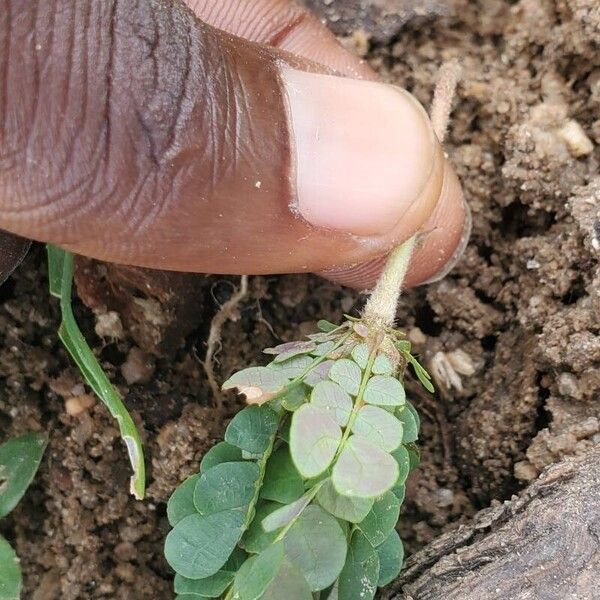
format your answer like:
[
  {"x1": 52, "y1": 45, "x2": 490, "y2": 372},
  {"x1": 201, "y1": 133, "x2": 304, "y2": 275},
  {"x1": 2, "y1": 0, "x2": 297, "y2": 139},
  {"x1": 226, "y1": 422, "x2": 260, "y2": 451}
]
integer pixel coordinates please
[{"x1": 64, "y1": 394, "x2": 96, "y2": 417}]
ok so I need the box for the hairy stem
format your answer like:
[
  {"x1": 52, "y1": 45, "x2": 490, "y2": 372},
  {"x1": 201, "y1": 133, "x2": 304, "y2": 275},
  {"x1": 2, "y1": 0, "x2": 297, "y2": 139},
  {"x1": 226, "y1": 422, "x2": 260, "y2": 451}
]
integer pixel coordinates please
[{"x1": 362, "y1": 236, "x2": 416, "y2": 328}]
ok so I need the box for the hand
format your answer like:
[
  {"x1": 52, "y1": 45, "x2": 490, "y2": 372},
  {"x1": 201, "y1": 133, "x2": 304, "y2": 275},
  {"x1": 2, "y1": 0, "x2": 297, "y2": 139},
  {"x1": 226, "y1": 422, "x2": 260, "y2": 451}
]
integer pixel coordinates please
[{"x1": 0, "y1": 0, "x2": 467, "y2": 289}]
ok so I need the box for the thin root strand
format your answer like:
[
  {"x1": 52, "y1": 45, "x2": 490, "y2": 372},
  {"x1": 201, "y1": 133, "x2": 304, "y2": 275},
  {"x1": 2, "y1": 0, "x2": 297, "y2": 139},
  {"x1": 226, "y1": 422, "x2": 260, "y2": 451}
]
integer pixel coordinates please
[{"x1": 204, "y1": 275, "x2": 249, "y2": 408}]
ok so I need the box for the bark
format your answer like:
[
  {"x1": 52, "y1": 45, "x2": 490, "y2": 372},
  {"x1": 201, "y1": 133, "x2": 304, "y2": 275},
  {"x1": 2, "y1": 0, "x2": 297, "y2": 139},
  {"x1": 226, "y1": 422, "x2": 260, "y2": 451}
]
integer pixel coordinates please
[{"x1": 387, "y1": 446, "x2": 600, "y2": 600}]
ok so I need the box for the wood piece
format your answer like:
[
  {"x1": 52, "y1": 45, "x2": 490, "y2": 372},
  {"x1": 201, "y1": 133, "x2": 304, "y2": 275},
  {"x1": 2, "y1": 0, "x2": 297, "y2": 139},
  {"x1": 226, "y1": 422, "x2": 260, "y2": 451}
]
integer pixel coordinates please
[{"x1": 387, "y1": 447, "x2": 600, "y2": 599}]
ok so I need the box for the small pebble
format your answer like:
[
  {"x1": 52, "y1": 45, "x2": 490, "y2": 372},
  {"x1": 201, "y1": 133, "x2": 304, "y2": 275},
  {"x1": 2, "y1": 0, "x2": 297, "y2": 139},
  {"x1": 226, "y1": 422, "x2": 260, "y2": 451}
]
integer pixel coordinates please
[
  {"x1": 514, "y1": 460, "x2": 538, "y2": 481},
  {"x1": 408, "y1": 327, "x2": 427, "y2": 345},
  {"x1": 556, "y1": 120, "x2": 594, "y2": 157},
  {"x1": 95, "y1": 311, "x2": 124, "y2": 340},
  {"x1": 65, "y1": 394, "x2": 95, "y2": 417},
  {"x1": 121, "y1": 347, "x2": 155, "y2": 384}
]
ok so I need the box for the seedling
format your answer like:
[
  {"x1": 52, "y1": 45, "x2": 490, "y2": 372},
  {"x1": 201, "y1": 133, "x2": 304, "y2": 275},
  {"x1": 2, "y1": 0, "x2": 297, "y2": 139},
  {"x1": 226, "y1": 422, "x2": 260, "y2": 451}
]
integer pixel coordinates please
[
  {"x1": 0, "y1": 433, "x2": 47, "y2": 600},
  {"x1": 164, "y1": 237, "x2": 433, "y2": 599},
  {"x1": 47, "y1": 246, "x2": 145, "y2": 499}
]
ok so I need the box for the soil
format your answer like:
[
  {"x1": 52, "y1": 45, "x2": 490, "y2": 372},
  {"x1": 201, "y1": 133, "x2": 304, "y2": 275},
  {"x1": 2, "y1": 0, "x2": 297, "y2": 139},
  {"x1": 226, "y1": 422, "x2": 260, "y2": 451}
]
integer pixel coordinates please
[{"x1": 1, "y1": 0, "x2": 599, "y2": 598}]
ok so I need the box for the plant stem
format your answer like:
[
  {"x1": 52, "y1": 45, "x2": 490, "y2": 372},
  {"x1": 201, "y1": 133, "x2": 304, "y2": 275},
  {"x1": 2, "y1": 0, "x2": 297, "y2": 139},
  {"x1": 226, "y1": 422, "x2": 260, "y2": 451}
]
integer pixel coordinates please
[
  {"x1": 273, "y1": 481, "x2": 324, "y2": 542},
  {"x1": 362, "y1": 236, "x2": 416, "y2": 328},
  {"x1": 335, "y1": 350, "x2": 377, "y2": 460}
]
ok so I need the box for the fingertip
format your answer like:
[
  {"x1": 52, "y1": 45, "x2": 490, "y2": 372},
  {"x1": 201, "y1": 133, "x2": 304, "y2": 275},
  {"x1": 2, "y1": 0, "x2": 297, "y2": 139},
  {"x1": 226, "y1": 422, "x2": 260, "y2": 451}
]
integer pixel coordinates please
[
  {"x1": 281, "y1": 68, "x2": 437, "y2": 237},
  {"x1": 319, "y1": 159, "x2": 469, "y2": 290}
]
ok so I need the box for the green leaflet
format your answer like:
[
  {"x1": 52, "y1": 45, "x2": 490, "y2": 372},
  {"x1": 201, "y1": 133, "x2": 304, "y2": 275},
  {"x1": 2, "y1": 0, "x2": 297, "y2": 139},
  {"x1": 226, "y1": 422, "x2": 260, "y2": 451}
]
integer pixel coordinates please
[
  {"x1": 262, "y1": 489, "x2": 317, "y2": 533},
  {"x1": 200, "y1": 442, "x2": 243, "y2": 472},
  {"x1": 351, "y1": 405, "x2": 403, "y2": 452},
  {"x1": 164, "y1": 511, "x2": 245, "y2": 579},
  {"x1": 356, "y1": 492, "x2": 400, "y2": 547},
  {"x1": 222, "y1": 367, "x2": 289, "y2": 398},
  {"x1": 259, "y1": 559, "x2": 312, "y2": 600},
  {"x1": 329, "y1": 359, "x2": 362, "y2": 396},
  {"x1": 310, "y1": 381, "x2": 353, "y2": 427},
  {"x1": 194, "y1": 462, "x2": 260, "y2": 515},
  {"x1": 282, "y1": 505, "x2": 347, "y2": 592},
  {"x1": 167, "y1": 474, "x2": 200, "y2": 527},
  {"x1": 225, "y1": 405, "x2": 279, "y2": 454},
  {"x1": 406, "y1": 355, "x2": 434, "y2": 393},
  {"x1": 261, "y1": 447, "x2": 304, "y2": 504},
  {"x1": 363, "y1": 376, "x2": 406, "y2": 407},
  {"x1": 316, "y1": 479, "x2": 373, "y2": 523},
  {"x1": 0, "y1": 536, "x2": 20, "y2": 600},
  {"x1": 350, "y1": 344, "x2": 369, "y2": 369},
  {"x1": 290, "y1": 405, "x2": 341, "y2": 478},
  {"x1": 337, "y1": 531, "x2": 379, "y2": 600},
  {"x1": 241, "y1": 502, "x2": 281, "y2": 553},
  {"x1": 372, "y1": 354, "x2": 393, "y2": 376},
  {"x1": 376, "y1": 530, "x2": 404, "y2": 587},
  {"x1": 0, "y1": 433, "x2": 47, "y2": 518},
  {"x1": 391, "y1": 446, "x2": 411, "y2": 490},
  {"x1": 233, "y1": 543, "x2": 285, "y2": 600},
  {"x1": 173, "y1": 548, "x2": 246, "y2": 598},
  {"x1": 398, "y1": 404, "x2": 420, "y2": 443},
  {"x1": 332, "y1": 436, "x2": 398, "y2": 499}
]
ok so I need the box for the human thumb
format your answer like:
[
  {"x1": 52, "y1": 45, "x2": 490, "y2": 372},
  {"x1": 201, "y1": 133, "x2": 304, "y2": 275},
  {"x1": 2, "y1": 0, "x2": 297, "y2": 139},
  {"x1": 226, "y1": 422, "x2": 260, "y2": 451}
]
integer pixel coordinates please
[{"x1": 0, "y1": 0, "x2": 465, "y2": 283}]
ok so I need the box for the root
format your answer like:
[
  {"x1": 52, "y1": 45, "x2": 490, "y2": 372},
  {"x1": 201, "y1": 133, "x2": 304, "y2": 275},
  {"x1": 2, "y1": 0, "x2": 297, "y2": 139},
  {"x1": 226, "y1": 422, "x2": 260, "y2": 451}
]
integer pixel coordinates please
[{"x1": 203, "y1": 276, "x2": 249, "y2": 408}]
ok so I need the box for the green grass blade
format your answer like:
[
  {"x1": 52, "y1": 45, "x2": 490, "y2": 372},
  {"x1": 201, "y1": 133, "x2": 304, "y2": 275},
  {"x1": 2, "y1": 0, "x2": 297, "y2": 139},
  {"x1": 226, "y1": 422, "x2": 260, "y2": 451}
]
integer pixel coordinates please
[{"x1": 47, "y1": 245, "x2": 145, "y2": 499}]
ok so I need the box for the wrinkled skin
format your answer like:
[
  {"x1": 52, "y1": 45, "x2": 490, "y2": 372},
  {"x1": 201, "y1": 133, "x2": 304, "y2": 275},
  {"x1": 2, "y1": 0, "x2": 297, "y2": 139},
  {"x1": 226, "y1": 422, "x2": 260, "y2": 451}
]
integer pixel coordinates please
[{"x1": 0, "y1": 0, "x2": 465, "y2": 289}]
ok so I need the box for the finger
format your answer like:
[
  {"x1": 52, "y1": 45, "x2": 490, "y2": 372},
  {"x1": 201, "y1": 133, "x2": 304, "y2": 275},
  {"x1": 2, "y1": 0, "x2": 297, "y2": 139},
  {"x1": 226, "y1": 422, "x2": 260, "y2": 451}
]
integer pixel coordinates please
[
  {"x1": 190, "y1": 0, "x2": 467, "y2": 289},
  {"x1": 187, "y1": 0, "x2": 375, "y2": 79},
  {"x1": 0, "y1": 0, "x2": 463, "y2": 284},
  {"x1": 321, "y1": 163, "x2": 469, "y2": 289}
]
